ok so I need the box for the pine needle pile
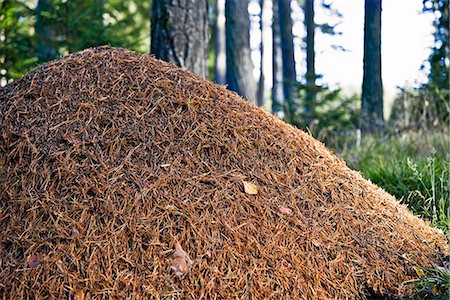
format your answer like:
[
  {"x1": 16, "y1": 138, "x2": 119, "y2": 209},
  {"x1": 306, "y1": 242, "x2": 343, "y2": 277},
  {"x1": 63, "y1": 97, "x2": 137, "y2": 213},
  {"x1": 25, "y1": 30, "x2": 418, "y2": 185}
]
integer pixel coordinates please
[{"x1": 0, "y1": 47, "x2": 448, "y2": 299}]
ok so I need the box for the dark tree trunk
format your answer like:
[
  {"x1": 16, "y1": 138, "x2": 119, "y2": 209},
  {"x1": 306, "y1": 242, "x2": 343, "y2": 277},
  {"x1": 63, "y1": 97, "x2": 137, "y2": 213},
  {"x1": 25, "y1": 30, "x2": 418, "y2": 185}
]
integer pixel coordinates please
[
  {"x1": 278, "y1": 0, "x2": 296, "y2": 117},
  {"x1": 214, "y1": 0, "x2": 226, "y2": 84},
  {"x1": 151, "y1": 0, "x2": 209, "y2": 77},
  {"x1": 272, "y1": 0, "x2": 285, "y2": 117},
  {"x1": 361, "y1": 0, "x2": 385, "y2": 135},
  {"x1": 226, "y1": 0, "x2": 257, "y2": 103},
  {"x1": 35, "y1": 0, "x2": 57, "y2": 63},
  {"x1": 304, "y1": 0, "x2": 315, "y2": 124}
]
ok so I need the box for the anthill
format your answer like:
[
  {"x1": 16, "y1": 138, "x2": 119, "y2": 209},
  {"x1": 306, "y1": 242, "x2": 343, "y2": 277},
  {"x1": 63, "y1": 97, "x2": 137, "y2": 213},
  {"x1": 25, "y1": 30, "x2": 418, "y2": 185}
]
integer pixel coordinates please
[{"x1": 0, "y1": 46, "x2": 448, "y2": 299}]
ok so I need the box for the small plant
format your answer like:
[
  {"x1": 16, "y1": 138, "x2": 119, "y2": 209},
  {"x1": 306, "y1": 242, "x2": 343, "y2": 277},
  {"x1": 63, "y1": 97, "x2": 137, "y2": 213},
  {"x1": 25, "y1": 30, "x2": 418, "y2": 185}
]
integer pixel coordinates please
[
  {"x1": 338, "y1": 131, "x2": 450, "y2": 233},
  {"x1": 285, "y1": 83, "x2": 360, "y2": 146},
  {"x1": 404, "y1": 156, "x2": 450, "y2": 231},
  {"x1": 404, "y1": 262, "x2": 450, "y2": 300}
]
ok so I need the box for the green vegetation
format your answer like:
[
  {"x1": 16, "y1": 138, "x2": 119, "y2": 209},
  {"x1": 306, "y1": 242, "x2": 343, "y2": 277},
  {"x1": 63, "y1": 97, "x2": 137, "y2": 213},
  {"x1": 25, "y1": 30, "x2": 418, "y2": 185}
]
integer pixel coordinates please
[
  {"x1": 0, "y1": 0, "x2": 150, "y2": 83},
  {"x1": 334, "y1": 131, "x2": 449, "y2": 299},
  {"x1": 406, "y1": 264, "x2": 450, "y2": 299},
  {"x1": 338, "y1": 132, "x2": 449, "y2": 233},
  {"x1": 285, "y1": 84, "x2": 360, "y2": 144}
]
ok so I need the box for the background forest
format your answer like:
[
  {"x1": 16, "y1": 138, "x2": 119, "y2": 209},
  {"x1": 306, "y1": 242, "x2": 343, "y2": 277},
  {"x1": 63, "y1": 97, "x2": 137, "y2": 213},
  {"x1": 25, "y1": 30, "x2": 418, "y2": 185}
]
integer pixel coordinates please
[{"x1": 0, "y1": 0, "x2": 449, "y2": 296}]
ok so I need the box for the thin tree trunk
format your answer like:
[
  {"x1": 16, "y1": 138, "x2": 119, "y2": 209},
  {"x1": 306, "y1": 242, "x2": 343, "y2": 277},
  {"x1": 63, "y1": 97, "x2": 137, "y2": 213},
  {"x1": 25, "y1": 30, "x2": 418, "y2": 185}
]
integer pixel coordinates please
[
  {"x1": 214, "y1": 0, "x2": 226, "y2": 84},
  {"x1": 272, "y1": 0, "x2": 284, "y2": 117},
  {"x1": 35, "y1": 0, "x2": 57, "y2": 63},
  {"x1": 361, "y1": 0, "x2": 385, "y2": 135},
  {"x1": 278, "y1": 0, "x2": 296, "y2": 117},
  {"x1": 256, "y1": 0, "x2": 267, "y2": 107},
  {"x1": 304, "y1": 0, "x2": 315, "y2": 125},
  {"x1": 151, "y1": 0, "x2": 209, "y2": 77},
  {"x1": 225, "y1": 0, "x2": 257, "y2": 102}
]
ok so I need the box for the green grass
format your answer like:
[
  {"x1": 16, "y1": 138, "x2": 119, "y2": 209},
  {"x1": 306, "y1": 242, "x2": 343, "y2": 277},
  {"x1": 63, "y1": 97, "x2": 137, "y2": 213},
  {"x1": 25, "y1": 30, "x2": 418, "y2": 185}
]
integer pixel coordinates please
[
  {"x1": 404, "y1": 263, "x2": 450, "y2": 299},
  {"x1": 337, "y1": 131, "x2": 450, "y2": 232},
  {"x1": 334, "y1": 131, "x2": 449, "y2": 299}
]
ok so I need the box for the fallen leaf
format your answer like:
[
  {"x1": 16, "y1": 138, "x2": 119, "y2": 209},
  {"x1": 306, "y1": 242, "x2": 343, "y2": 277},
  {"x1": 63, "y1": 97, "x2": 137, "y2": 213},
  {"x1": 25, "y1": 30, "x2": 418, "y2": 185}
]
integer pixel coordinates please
[
  {"x1": 26, "y1": 253, "x2": 42, "y2": 268},
  {"x1": 243, "y1": 181, "x2": 258, "y2": 195},
  {"x1": 73, "y1": 290, "x2": 87, "y2": 300},
  {"x1": 171, "y1": 242, "x2": 192, "y2": 277},
  {"x1": 415, "y1": 268, "x2": 425, "y2": 277},
  {"x1": 165, "y1": 205, "x2": 176, "y2": 212},
  {"x1": 431, "y1": 286, "x2": 439, "y2": 295},
  {"x1": 278, "y1": 205, "x2": 293, "y2": 216}
]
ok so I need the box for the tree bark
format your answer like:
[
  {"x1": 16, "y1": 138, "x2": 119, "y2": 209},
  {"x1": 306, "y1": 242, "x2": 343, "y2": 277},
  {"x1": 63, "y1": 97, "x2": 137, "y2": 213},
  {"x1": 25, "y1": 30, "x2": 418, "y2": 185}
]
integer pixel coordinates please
[
  {"x1": 272, "y1": 0, "x2": 285, "y2": 117},
  {"x1": 361, "y1": 0, "x2": 385, "y2": 135},
  {"x1": 151, "y1": 0, "x2": 209, "y2": 78},
  {"x1": 35, "y1": 0, "x2": 58, "y2": 63},
  {"x1": 214, "y1": 0, "x2": 226, "y2": 84},
  {"x1": 256, "y1": 0, "x2": 268, "y2": 107},
  {"x1": 278, "y1": 0, "x2": 296, "y2": 116},
  {"x1": 226, "y1": 0, "x2": 257, "y2": 103},
  {"x1": 304, "y1": 0, "x2": 315, "y2": 124}
]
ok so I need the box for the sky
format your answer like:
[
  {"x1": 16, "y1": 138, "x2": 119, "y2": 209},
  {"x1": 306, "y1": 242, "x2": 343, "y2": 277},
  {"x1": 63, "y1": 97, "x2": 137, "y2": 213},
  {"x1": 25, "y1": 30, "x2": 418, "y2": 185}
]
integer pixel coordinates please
[
  {"x1": 250, "y1": 0, "x2": 436, "y2": 113},
  {"x1": 314, "y1": 0, "x2": 435, "y2": 96}
]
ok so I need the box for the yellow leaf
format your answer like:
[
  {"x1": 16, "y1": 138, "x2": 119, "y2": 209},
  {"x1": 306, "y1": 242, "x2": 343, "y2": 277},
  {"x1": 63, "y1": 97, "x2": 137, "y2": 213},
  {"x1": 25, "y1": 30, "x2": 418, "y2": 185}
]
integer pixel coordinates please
[
  {"x1": 243, "y1": 181, "x2": 258, "y2": 195},
  {"x1": 415, "y1": 268, "x2": 425, "y2": 277},
  {"x1": 431, "y1": 286, "x2": 440, "y2": 295},
  {"x1": 165, "y1": 205, "x2": 176, "y2": 212}
]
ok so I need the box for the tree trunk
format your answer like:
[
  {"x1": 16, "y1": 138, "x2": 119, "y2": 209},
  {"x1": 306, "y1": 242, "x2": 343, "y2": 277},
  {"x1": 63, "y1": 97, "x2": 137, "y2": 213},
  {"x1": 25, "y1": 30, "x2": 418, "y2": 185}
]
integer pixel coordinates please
[
  {"x1": 256, "y1": 0, "x2": 268, "y2": 107},
  {"x1": 214, "y1": 0, "x2": 226, "y2": 84},
  {"x1": 151, "y1": 0, "x2": 209, "y2": 77},
  {"x1": 35, "y1": 0, "x2": 57, "y2": 63},
  {"x1": 225, "y1": 0, "x2": 257, "y2": 103},
  {"x1": 278, "y1": 0, "x2": 296, "y2": 117},
  {"x1": 272, "y1": 0, "x2": 285, "y2": 117},
  {"x1": 304, "y1": 0, "x2": 315, "y2": 125},
  {"x1": 361, "y1": 0, "x2": 385, "y2": 135}
]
